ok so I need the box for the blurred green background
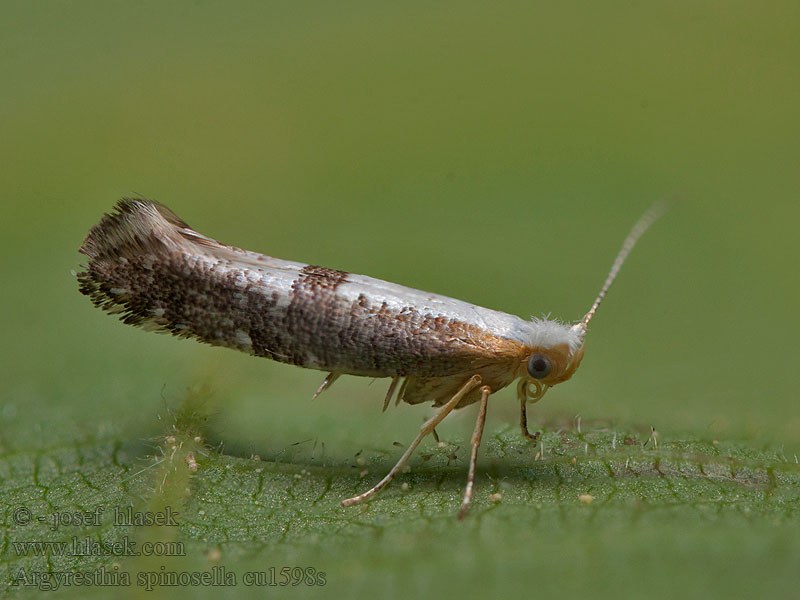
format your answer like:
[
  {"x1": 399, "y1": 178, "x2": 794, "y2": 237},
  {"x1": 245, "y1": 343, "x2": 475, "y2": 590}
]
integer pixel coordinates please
[{"x1": 1, "y1": 1, "x2": 799, "y2": 598}]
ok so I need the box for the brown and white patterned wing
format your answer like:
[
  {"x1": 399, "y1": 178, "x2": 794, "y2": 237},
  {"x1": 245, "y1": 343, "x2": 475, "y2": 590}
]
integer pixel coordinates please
[{"x1": 77, "y1": 199, "x2": 531, "y2": 379}]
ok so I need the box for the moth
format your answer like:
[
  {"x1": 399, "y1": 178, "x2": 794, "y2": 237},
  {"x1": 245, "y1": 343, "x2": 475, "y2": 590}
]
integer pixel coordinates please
[{"x1": 77, "y1": 198, "x2": 664, "y2": 518}]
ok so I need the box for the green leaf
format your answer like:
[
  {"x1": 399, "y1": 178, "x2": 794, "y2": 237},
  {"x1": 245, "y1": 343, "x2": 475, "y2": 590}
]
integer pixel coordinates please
[{"x1": 3, "y1": 391, "x2": 799, "y2": 597}]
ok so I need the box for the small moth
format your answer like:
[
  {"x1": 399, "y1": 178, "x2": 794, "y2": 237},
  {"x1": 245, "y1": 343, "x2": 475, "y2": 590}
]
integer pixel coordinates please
[{"x1": 77, "y1": 199, "x2": 664, "y2": 518}]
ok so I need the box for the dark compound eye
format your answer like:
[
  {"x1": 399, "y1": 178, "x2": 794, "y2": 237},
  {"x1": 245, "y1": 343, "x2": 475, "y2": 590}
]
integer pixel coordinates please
[{"x1": 527, "y1": 354, "x2": 552, "y2": 379}]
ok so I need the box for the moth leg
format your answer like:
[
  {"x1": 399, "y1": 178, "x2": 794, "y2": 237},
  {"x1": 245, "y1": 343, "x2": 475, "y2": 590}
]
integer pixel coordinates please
[
  {"x1": 341, "y1": 374, "x2": 482, "y2": 508},
  {"x1": 519, "y1": 396, "x2": 541, "y2": 442},
  {"x1": 458, "y1": 385, "x2": 491, "y2": 520},
  {"x1": 394, "y1": 377, "x2": 409, "y2": 407},
  {"x1": 312, "y1": 372, "x2": 340, "y2": 401},
  {"x1": 382, "y1": 376, "x2": 401, "y2": 412}
]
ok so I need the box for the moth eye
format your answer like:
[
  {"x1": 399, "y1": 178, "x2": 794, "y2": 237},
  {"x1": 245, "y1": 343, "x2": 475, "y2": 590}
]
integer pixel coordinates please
[{"x1": 527, "y1": 354, "x2": 552, "y2": 379}]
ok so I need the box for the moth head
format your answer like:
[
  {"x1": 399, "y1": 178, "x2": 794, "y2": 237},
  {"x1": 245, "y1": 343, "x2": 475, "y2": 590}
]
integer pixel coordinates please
[{"x1": 517, "y1": 337, "x2": 586, "y2": 405}]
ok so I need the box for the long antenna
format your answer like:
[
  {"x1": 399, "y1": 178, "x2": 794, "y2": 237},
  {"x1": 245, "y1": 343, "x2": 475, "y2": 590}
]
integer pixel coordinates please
[{"x1": 574, "y1": 201, "x2": 668, "y2": 336}]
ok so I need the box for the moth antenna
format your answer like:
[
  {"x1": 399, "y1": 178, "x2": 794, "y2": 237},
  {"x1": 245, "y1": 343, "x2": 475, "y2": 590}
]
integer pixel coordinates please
[{"x1": 574, "y1": 201, "x2": 668, "y2": 337}]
